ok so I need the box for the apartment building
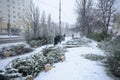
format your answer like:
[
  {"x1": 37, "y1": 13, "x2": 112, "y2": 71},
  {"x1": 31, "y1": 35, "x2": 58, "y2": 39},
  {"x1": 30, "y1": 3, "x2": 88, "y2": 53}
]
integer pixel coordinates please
[
  {"x1": 0, "y1": 0, "x2": 31, "y2": 35},
  {"x1": 113, "y1": 13, "x2": 120, "y2": 35}
]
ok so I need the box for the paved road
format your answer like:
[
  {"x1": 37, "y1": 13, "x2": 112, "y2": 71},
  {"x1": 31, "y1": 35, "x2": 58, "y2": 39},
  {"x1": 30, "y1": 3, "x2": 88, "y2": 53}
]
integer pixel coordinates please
[{"x1": 0, "y1": 37, "x2": 24, "y2": 44}]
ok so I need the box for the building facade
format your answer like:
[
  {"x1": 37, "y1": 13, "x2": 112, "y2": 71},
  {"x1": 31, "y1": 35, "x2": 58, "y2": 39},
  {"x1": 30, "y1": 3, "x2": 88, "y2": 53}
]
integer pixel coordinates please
[
  {"x1": 113, "y1": 13, "x2": 120, "y2": 35},
  {"x1": 0, "y1": 0, "x2": 31, "y2": 35}
]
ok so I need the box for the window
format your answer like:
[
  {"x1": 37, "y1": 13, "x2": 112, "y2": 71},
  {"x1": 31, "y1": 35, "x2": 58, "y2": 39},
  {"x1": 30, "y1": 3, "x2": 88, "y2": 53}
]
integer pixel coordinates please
[
  {"x1": 18, "y1": 7, "x2": 20, "y2": 10},
  {"x1": 7, "y1": 0, "x2": 10, "y2": 2},
  {"x1": 13, "y1": 20, "x2": 16, "y2": 23},
  {"x1": 7, "y1": 4, "x2": 10, "y2": 7},
  {"x1": 8, "y1": 9, "x2": 10, "y2": 12},
  {"x1": 18, "y1": 3, "x2": 20, "y2": 5},
  {"x1": 21, "y1": 1, "x2": 24, "y2": 3},
  {"x1": 13, "y1": 11, "x2": 15, "y2": 13},
  {"x1": 17, "y1": 12, "x2": 20, "y2": 15},
  {"x1": 13, "y1": 15, "x2": 16, "y2": 18},
  {"x1": 13, "y1": 6, "x2": 15, "y2": 9},
  {"x1": 8, "y1": 14, "x2": 10, "y2": 18},
  {"x1": 13, "y1": 1, "x2": 15, "y2": 4},
  {"x1": 19, "y1": 16, "x2": 21, "y2": 19}
]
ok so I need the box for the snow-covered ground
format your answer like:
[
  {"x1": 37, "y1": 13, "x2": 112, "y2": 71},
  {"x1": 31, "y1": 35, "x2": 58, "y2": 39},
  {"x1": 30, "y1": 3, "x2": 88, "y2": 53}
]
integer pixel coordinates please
[
  {"x1": 0, "y1": 37, "x2": 71, "y2": 70},
  {"x1": 0, "y1": 37, "x2": 114, "y2": 80},
  {"x1": 35, "y1": 39, "x2": 113, "y2": 80}
]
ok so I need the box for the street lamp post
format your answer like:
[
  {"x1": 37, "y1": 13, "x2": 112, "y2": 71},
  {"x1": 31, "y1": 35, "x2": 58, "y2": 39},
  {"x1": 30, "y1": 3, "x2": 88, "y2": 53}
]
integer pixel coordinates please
[
  {"x1": 7, "y1": 2, "x2": 11, "y2": 36},
  {"x1": 7, "y1": 20, "x2": 11, "y2": 36},
  {"x1": 59, "y1": 0, "x2": 61, "y2": 35}
]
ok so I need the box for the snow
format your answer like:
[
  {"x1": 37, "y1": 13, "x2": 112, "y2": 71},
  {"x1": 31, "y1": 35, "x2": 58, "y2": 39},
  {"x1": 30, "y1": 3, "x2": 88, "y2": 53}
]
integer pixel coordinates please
[
  {"x1": 0, "y1": 35, "x2": 21, "y2": 39},
  {"x1": 35, "y1": 38, "x2": 113, "y2": 80},
  {"x1": 0, "y1": 37, "x2": 114, "y2": 80},
  {"x1": 0, "y1": 44, "x2": 52, "y2": 70},
  {"x1": 0, "y1": 42, "x2": 26, "y2": 49}
]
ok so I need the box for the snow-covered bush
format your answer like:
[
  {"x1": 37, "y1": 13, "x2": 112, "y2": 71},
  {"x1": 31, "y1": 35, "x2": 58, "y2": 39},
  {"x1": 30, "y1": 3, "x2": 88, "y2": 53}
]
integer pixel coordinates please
[
  {"x1": 87, "y1": 32, "x2": 112, "y2": 42},
  {"x1": 29, "y1": 40, "x2": 43, "y2": 47},
  {"x1": 5, "y1": 68, "x2": 21, "y2": 78},
  {"x1": 46, "y1": 50, "x2": 64, "y2": 64},
  {"x1": 11, "y1": 44, "x2": 33, "y2": 55},
  {"x1": 10, "y1": 54, "x2": 47, "y2": 77},
  {"x1": 42, "y1": 47, "x2": 54, "y2": 56},
  {"x1": 28, "y1": 36, "x2": 53, "y2": 48},
  {"x1": 65, "y1": 38, "x2": 92, "y2": 48},
  {"x1": 42, "y1": 47, "x2": 65, "y2": 64},
  {"x1": 0, "y1": 44, "x2": 33, "y2": 58},
  {"x1": 0, "y1": 68, "x2": 22, "y2": 80},
  {"x1": 82, "y1": 54, "x2": 105, "y2": 62},
  {"x1": 87, "y1": 32, "x2": 105, "y2": 42},
  {"x1": 99, "y1": 36, "x2": 120, "y2": 78},
  {"x1": 105, "y1": 51, "x2": 120, "y2": 78},
  {"x1": 30, "y1": 54, "x2": 47, "y2": 77},
  {"x1": 0, "y1": 74, "x2": 9, "y2": 80},
  {"x1": 5, "y1": 46, "x2": 65, "y2": 78}
]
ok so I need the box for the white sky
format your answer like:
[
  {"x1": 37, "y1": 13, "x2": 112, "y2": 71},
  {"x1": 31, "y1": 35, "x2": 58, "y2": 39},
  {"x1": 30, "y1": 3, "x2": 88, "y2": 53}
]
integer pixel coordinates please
[
  {"x1": 34, "y1": 0, "x2": 120, "y2": 25},
  {"x1": 35, "y1": 0, "x2": 76, "y2": 25}
]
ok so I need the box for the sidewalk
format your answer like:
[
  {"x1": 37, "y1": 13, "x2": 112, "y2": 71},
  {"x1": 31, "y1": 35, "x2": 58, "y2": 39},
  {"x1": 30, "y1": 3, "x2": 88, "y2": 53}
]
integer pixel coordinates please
[{"x1": 35, "y1": 40, "x2": 113, "y2": 80}]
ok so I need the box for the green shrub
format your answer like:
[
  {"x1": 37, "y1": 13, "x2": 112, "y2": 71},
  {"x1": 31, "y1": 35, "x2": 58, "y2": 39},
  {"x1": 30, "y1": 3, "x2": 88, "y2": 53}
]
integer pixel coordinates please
[
  {"x1": 87, "y1": 33, "x2": 105, "y2": 42},
  {"x1": 88, "y1": 32, "x2": 112, "y2": 42},
  {"x1": 99, "y1": 36, "x2": 120, "y2": 78},
  {"x1": 5, "y1": 68, "x2": 21, "y2": 78},
  {"x1": 42, "y1": 47, "x2": 54, "y2": 56},
  {"x1": 28, "y1": 40, "x2": 43, "y2": 47},
  {"x1": 12, "y1": 45, "x2": 33, "y2": 55},
  {"x1": 65, "y1": 38, "x2": 92, "y2": 47},
  {"x1": 27, "y1": 36, "x2": 54, "y2": 48},
  {"x1": 82, "y1": 54, "x2": 105, "y2": 61},
  {"x1": 0, "y1": 74, "x2": 9, "y2": 80},
  {"x1": 105, "y1": 51, "x2": 120, "y2": 78},
  {"x1": 0, "y1": 44, "x2": 33, "y2": 58}
]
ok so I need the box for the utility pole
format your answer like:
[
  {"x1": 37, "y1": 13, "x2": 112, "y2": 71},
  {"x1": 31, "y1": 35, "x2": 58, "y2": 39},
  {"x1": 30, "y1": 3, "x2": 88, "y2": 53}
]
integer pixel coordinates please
[
  {"x1": 7, "y1": 2, "x2": 11, "y2": 36},
  {"x1": 59, "y1": 0, "x2": 61, "y2": 35}
]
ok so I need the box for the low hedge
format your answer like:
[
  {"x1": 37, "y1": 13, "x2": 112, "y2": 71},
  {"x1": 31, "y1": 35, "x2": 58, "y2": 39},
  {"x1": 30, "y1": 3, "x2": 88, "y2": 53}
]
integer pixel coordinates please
[{"x1": 3, "y1": 46, "x2": 65, "y2": 79}]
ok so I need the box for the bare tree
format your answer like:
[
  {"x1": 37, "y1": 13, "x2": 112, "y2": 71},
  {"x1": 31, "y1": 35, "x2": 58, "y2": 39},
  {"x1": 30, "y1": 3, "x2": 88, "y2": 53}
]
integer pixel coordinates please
[
  {"x1": 85, "y1": 0, "x2": 93, "y2": 35},
  {"x1": 41, "y1": 11, "x2": 48, "y2": 38},
  {"x1": 75, "y1": 0, "x2": 93, "y2": 36},
  {"x1": 23, "y1": 1, "x2": 40, "y2": 39},
  {"x1": 47, "y1": 14, "x2": 51, "y2": 36},
  {"x1": 98, "y1": 0, "x2": 116, "y2": 38},
  {"x1": 88, "y1": 8, "x2": 103, "y2": 33}
]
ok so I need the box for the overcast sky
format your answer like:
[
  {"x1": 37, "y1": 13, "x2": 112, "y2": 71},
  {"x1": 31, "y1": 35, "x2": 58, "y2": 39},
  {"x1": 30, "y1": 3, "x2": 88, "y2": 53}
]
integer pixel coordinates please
[
  {"x1": 35, "y1": 0, "x2": 120, "y2": 25},
  {"x1": 35, "y1": 0, "x2": 76, "y2": 25}
]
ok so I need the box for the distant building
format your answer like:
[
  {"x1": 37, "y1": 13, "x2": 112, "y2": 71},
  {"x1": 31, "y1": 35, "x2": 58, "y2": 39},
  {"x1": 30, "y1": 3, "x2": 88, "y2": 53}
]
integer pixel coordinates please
[
  {"x1": 113, "y1": 13, "x2": 120, "y2": 36},
  {"x1": 0, "y1": 0, "x2": 31, "y2": 35}
]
